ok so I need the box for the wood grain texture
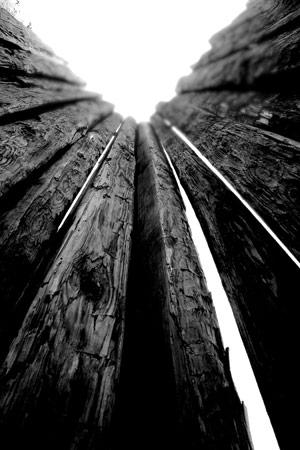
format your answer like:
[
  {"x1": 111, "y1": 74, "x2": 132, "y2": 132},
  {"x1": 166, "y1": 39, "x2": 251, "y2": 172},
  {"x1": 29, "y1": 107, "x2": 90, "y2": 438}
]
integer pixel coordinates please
[
  {"x1": 0, "y1": 6, "x2": 57, "y2": 57},
  {"x1": 154, "y1": 105, "x2": 300, "y2": 262},
  {"x1": 0, "y1": 113, "x2": 122, "y2": 361},
  {"x1": 178, "y1": 26, "x2": 300, "y2": 92},
  {"x1": 0, "y1": 117, "x2": 136, "y2": 450},
  {"x1": 134, "y1": 123, "x2": 252, "y2": 449},
  {"x1": 157, "y1": 90, "x2": 300, "y2": 141},
  {"x1": 178, "y1": 0, "x2": 300, "y2": 94},
  {"x1": 152, "y1": 118, "x2": 297, "y2": 449},
  {"x1": 0, "y1": 7, "x2": 82, "y2": 84},
  {"x1": 0, "y1": 98, "x2": 113, "y2": 203},
  {"x1": 0, "y1": 77, "x2": 98, "y2": 117},
  {"x1": 196, "y1": 1, "x2": 300, "y2": 68},
  {"x1": 0, "y1": 44, "x2": 83, "y2": 85}
]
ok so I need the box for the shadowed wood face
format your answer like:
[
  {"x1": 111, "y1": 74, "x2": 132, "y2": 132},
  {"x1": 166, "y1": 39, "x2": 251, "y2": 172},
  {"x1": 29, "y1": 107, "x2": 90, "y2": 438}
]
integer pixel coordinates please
[
  {"x1": 152, "y1": 115, "x2": 297, "y2": 450},
  {"x1": 0, "y1": 118, "x2": 136, "y2": 448}
]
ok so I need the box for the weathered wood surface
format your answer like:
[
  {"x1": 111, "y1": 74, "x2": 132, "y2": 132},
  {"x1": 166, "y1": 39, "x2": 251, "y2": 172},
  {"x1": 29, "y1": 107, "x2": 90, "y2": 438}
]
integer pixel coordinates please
[
  {"x1": 0, "y1": 77, "x2": 99, "y2": 117},
  {"x1": 178, "y1": 26, "x2": 300, "y2": 92},
  {"x1": 132, "y1": 123, "x2": 252, "y2": 449},
  {"x1": 0, "y1": 7, "x2": 83, "y2": 84},
  {"x1": 196, "y1": 1, "x2": 300, "y2": 68},
  {"x1": 0, "y1": 113, "x2": 122, "y2": 362},
  {"x1": 177, "y1": 1, "x2": 300, "y2": 93},
  {"x1": 157, "y1": 90, "x2": 300, "y2": 141},
  {"x1": 154, "y1": 109, "x2": 300, "y2": 262},
  {"x1": 0, "y1": 45, "x2": 83, "y2": 85},
  {"x1": 0, "y1": 98, "x2": 113, "y2": 203},
  {"x1": 152, "y1": 119, "x2": 297, "y2": 449},
  {"x1": 0, "y1": 6, "x2": 57, "y2": 57},
  {"x1": 0, "y1": 117, "x2": 136, "y2": 449}
]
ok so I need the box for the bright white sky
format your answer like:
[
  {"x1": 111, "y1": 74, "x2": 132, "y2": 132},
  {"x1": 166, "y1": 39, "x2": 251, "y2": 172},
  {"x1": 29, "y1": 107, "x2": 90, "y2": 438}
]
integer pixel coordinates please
[
  {"x1": 18, "y1": 0, "x2": 249, "y2": 121},
  {"x1": 16, "y1": 1, "x2": 279, "y2": 449}
]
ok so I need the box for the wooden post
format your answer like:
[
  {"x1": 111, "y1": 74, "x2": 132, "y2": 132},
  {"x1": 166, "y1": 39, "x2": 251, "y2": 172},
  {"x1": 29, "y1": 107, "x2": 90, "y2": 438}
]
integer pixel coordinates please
[
  {"x1": 118, "y1": 122, "x2": 252, "y2": 449},
  {"x1": 153, "y1": 108, "x2": 300, "y2": 261},
  {"x1": 0, "y1": 113, "x2": 122, "y2": 361},
  {"x1": 152, "y1": 118, "x2": 297, "y2": 448},
  {"x1": 0, "y1": 118, "x2": 136, "y2": 449},
  {"x1": 0, "y1": 99, "x2": 113, "y2": 202}
]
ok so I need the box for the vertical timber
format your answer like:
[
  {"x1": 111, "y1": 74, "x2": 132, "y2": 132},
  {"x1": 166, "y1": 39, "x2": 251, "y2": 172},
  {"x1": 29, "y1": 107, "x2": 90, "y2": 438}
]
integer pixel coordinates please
[
  {"x1": 152, "y1": 1, "x2": 300, "y2": 446},
  {"x1": 0, "y1": 118, "x2": 136, "y2": 449},
  {"x1": 0, "y1": 113, "x2": 122, "y2": 361},
  {"x1": 117, "y1": 123, "x2": 252, "y2": 449},
  {"x1": 152, "y1": 118, "x2": 296, "y2": 449}
]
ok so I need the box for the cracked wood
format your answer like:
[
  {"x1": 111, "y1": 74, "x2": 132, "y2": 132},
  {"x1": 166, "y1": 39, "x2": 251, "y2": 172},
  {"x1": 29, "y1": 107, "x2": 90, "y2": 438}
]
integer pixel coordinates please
[
  {"x1": 178, "y1": 1, "x2": 300, "y2": 92},
  {"x1": 0, "y1": 98, "x2": 113, "y2": 202},
  {"x1": 0, "y1": 113, "x2": 122, "y2": 361},
  {"x1": 0, "y1": 6, "x2": 60, "y2": 57},
  {"x1": 152, "y1": 119, "x2": 297, "y2": 449},
  {"x1": 135, "y1": 123, "x2": 252, "y2": 449},
  {"x1": 0, "y1": 7, "x2": 82, "y2": 83},
  {"x1": 155, "y1": 105, "x2": 300, "y2": 261},
  {"x1": 0, "y1": 44, "x2": 83, "y2": 85},
  {"x1": 196, "y1": 1, "x2": 300, "y2": 68},
  {"x1": 178, "y1": 26, "x2": 300, "y2": 92},
  {"x1": 157, "y1": 90, "x2": 300, "y2": 141},
  {"x1": 0, "y1": 77, "x2": 99, "y2": 117},
  {"x1": 0, "y1": 117, "x2": 136, "y2": 449}
]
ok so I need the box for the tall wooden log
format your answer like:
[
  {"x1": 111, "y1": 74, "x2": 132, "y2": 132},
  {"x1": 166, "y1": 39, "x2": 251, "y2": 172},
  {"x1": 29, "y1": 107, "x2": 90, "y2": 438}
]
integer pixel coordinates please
[
  {"x1": 0, "y1": 117, "x2": 136, "y2": 450},
  {"x1": 117, "y1": 123, "x2": 252, "y2": 449},
  {"x1": 152, "y1": 118, "x2": 297, "y2": 449},
  {"x1": 0, "y1": 98, "x2": 113, "y2": 202},
  {"x1": 0, "y1": 113, "x2": 122, "y2": 361},
  {"x1": 154, "y1": 108, "x2": 300, "y2": 262},
  {"x1": 1, "y1": 1, "x2": 298, "y2": 448}
]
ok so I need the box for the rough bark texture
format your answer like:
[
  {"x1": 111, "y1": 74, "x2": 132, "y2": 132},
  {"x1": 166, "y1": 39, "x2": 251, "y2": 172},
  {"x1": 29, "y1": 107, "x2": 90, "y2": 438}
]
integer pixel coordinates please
[
  {"x1": 196, "y1": 1, "x2": 300, "y2": 68},
  {"x1": 0, "y1": 45, "x2": 83, "y2": 84},
  {"x1": 0, "y1": 113, "x2": 122, "y2": 361},
  {"x1": 0, "y1": 6, "x2": 79, "y2": 62},
  {"x1": 0, "y1": 77, "x2": 98, "y2": 117},
  {"x1": 178, "y1": 2, "x2": 300, "y2": 92},
  {"x1": 131, "y1": 123, "x2": 252, "y2": 449},
  {"x1": 154, "y1": 3, "x2": 299, "y2": 445},
  {"x1": 157, "y1": 90, "x2": 300, "y2": 141},
  {"x1": 0, "y1": 98, "x2": 113, "y2": 202},
  {"x1": 0, "y1": 118, "x2": 136, "y2": 450},
  {"x1": 179, "y1": 27, "x2": 300, "y2": 91},
  {"x1": 1, "y1": 0, "x2": 297, "y2": 448},
  {"x1": 152, "y1": 118, "x2": 296, "y2": 449},
  {"x1": 0, "y1": 6, "x2": 82, "y2": 85},
  {"x1": 156, "y1": 102, "x2": 300, "y2": 262},
  {"x1": 0, "y1": 6, "x2": 53, "y2": 55}
]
